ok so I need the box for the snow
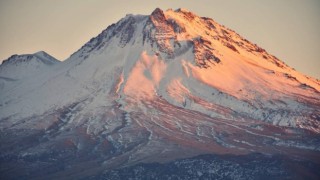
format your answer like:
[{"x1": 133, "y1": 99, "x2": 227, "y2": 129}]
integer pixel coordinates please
[
  {"x1": 1, "y1": 9, "x2": 319, "y2": 178},
  {"x1": 123, "y1": 51, "x2": 166, "y2": 100},
  {"x1": 0, "y1": 8, "x2": 319, "y2": 135},
  {"x1": 0, "y1": 52, "x2": 60, "y2": 93}
]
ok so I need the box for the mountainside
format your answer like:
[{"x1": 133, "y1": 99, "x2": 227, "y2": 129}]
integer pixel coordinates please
[{"x1": 1, "y1": 8, "x2": 320, "y2": 179}]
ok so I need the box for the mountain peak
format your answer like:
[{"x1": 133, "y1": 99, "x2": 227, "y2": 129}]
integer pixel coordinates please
[
  {"x1": 33, "y1": 51, "x2": 60, "y2": 64},
  {"x1": 0, "y1": 51, "x2": 59, "y2": 68},
  {"x1": 175, "y1": 8, "x2": 190, "y2": 12},
  {"x1": 0, "y1": 51, "x2": 59, "y2": 81},
  {"x1": 34, "y1": 50, "x2": 48, "y2": 56},
  {"x1": 150, "y1": 8, "x2": 166, "y2": 22},
  {"x1": 151, "y1": 7, "x2": 164, "y2": 15}
]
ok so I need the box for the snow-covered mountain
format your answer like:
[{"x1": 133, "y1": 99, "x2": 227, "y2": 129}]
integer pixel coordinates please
[
  {"x1": 1, "y1": 8, "x2": 319, "y2": 179},
  {"x1": 0, "y1": 51, "x2": 59, "y2": 78},
  {"x1": 0, "y1": 51, "x2": 59, "y2": 96}
]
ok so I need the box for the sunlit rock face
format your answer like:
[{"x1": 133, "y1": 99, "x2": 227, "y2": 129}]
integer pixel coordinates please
[{"x1": 0, "y1": 8, "x2": 319, "y2": 179}]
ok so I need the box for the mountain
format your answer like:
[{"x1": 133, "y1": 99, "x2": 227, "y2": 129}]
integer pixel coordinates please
[
  {"x1": 0, "y1": 51, "x2": 59, "y2": 95},
  {"x1": 1, "y1": 8, "x2": 319, "y2": 179},
  {"x1": 0, "y1": 51, "x2": 59, "y2": 78}
]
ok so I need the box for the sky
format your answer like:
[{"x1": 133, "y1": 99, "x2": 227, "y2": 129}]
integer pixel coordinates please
[{"x1": 0, "y1": 0, "x2": 319, "y2": 79}]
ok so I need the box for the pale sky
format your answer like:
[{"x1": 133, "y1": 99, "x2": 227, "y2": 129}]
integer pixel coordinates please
[{"x1": 0, "y1": 0, "x2": 319, "y2": 78}]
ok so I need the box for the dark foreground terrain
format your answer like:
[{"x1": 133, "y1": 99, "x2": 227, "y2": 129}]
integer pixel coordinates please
[{"x1": 1, "y1": 150, "x2": 320, "y2": 179}]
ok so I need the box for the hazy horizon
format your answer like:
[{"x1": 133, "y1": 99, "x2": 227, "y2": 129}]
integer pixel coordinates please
[{"x1": 0, "y1": 0, "x2": 319, "y2": 78}]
